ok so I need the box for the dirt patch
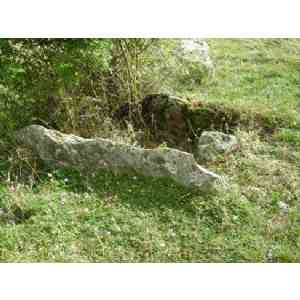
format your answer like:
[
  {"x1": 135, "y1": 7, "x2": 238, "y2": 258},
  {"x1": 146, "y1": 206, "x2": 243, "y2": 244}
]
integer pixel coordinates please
[{"x1": 114, "y1": 94, "x2": 289, "y2": 152}]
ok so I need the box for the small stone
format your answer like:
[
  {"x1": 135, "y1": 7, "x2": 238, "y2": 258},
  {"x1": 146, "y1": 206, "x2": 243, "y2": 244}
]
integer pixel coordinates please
[
  {"x1": 232, "y1": 215, "x2": 239, "y2": 221},
  {"x1": 278, "y1": 201, "x2": 289, "y2": 212},
  {"x1": 194, "y1": 131, "x2": 239, "y2": 163}
]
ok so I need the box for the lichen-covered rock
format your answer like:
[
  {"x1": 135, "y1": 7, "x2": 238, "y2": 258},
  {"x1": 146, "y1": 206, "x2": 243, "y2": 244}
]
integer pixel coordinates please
[
  {"x1": 140, "y1": 94, "x2": 190, "y2": 149},
  {"x1": 194, "y1": 131, "x2": 239, "y2": 163},
  {"x1": 160, "y1": 38, "x2": 214, "y2": 89},
  {"x1": 115, "y1": 94, "x2": 243, "y2": 153},
  {"x1": 177, "y1": 39, "x2": 214, "y2": 79},
  {"x1": 16, "y1": 125, "x2": 222, "y2": 190},
  {"x1": 155, "y1": 39, "x2": 214, "y2": 93}
]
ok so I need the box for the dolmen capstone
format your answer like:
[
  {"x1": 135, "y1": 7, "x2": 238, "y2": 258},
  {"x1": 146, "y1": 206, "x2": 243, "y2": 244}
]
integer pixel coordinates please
[{"x1": 16, "y1": 125, "x2": 222, "y2": 191}]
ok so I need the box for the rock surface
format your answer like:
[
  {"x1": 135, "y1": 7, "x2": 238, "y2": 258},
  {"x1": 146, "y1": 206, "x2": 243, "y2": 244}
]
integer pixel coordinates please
[
  {"x1": 177, "y1": 39, "x2": 214, "y2": 78},
  {"x1": 195, "y1": 131, "x2": 239, "y2": 162},
  {"x1": 278, "y1": 201, "x2": 289, "y2": 213},
  {"x1": 163, "y1": 38, "x2": 214, "y2": 88},
  {"x1": 114, "y1": 94, "x2": 190, "y2": 149},
  {"x1": 115, "y1": 93, "x2": 242, "y2": 152},
  {"x1": 140, "y1": 94, "x2": 191, "y2": 149},
  {"x1": 16, "y1": 125, "x2": 222, "y2": 190},
  {"x1": 155, "y1": 39, "x2": 214, "y2": 92}
]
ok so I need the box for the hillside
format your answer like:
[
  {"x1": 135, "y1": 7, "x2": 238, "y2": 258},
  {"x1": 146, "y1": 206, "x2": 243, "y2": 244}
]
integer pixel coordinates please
[{"x1": 0, "y1": 39, "x2": 300, "y2": 262}]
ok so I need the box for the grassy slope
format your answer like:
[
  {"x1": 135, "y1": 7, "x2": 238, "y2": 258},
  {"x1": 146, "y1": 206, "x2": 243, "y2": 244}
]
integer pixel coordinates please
[
  {"x1": 1, "y1": 39, "x2": 300, "y2": 262},
  {"x1": 185, "y1": 39, "x2": 300, "y2": 128},
  {"x1": 207, "y1": 39, "x2": 300, "y2": 106}
]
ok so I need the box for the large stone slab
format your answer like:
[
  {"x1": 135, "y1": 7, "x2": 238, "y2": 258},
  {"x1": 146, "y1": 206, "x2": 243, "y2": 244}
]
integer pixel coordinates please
[{"x1": 16, "y1": 125, "x2": 222, "y2": 190}]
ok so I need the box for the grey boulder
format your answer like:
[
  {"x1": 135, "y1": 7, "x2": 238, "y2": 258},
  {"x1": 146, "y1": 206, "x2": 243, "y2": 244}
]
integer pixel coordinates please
[
  {"x1": 175, "y1": 39, "x2": 214, "y2": 83},
  {"x1": 156, "y1": 39, "x2": 214, "y2": 93},
  {"x1": 16, "y1": 125, "x2": 222, "y2": 190},
  {"x1": 195, "y1": 131, "x2": 239, "y2": 162},
  {"x1": 179, "y1": 39, "x2": 214, "y2": 73}
]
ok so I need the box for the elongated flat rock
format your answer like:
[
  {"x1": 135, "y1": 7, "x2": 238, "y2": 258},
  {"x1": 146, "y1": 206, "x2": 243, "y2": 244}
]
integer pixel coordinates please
[{"x1": 16, "y1": 125, "x2": 222, "y2": 190}]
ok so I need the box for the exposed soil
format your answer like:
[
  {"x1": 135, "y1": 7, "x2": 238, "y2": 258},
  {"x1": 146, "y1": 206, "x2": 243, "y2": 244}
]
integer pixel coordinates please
[{"x1": 114, "y1": 94, "x2": 281, "y2": 152}]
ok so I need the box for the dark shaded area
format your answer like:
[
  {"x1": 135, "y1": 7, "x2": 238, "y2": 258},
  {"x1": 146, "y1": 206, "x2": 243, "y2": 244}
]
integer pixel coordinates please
[
  {"x1": 49, "y1": 168, "x2": 209, "y2": 217},
  {"x1": 114, "y1": 94, "x2": 283, "y2": 153},
  {"x1": 0, "y1": 204, "x2": 37, "y2": 225}
]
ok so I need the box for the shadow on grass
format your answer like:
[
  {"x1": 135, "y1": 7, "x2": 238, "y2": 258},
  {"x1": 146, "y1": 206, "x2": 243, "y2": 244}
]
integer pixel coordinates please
[{"x1": 50, "y1": 168, "x2": 212, "y2": 216}]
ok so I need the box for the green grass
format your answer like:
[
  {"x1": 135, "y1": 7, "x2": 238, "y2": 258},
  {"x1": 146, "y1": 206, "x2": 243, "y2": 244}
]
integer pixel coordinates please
[
  {"x1": 1, "y1": 39, "x2": 300, "y2": 262},
  {"x1": 183, "y1": 39, "x2": 300, "y2": 129},
  {"x1": 206, "y1": 39, "x2": 300, "y2": 106},
  {"x1": 0, "y1": 143, "x2": 300, "y2": 262}
]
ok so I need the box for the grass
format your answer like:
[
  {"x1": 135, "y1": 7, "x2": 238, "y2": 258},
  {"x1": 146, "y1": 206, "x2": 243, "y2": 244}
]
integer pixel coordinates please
[
  {"x1": 206, "y1": 39, "x2": 300, "y2": 107},
  {"x1": 1, "y1": 128, "x2": 300, "y2": 262},
  {"x1": 183, "y1": 39, "x2": 300, "y2": 130},
  {"x1": 1, "y1": 39, "x2": 300, "y2": 262}
]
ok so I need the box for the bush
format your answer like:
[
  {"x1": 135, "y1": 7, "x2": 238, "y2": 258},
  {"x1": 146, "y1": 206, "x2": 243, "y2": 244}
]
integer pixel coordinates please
[{"x1": 0, "y1": 39, "x2": 213, "y2": 139}]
